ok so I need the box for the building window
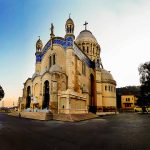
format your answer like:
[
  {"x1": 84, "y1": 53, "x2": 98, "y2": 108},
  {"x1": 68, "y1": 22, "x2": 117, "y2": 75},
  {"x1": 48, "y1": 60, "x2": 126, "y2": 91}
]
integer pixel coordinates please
[
  {"x1": 82, "y1": 62, "x2": 86, "y2": 76},
  {"x1": 49, "y1": 56, "x2": 52, "y2": 68},
  {"x1": 87, "y1": 47, "x2": 89, "y2": 53},
  {"x1": 105, "y1": 86, "x2": 107, "y2": 91},
  {"x1": 83, "y1": 46, "x2": 85, "y2": 52},
  {"x1": 125, "y1": 103, "x2": 131, "y2": 107},
  {"x1": 49, "y1": 54, "x2": 56, "y2": 67},
  {"x1": 114, "y1": 87, "x2": 116, "y2": 92},
  {"x1": 109, "y1": 86, "x2": 110, "y2": 91},
  {"x1": 126, "y1": 98, "x2": 130, "y2": 101},
  {"x1": 53, "y1": 54, "x2": 55, "y2": 65}
]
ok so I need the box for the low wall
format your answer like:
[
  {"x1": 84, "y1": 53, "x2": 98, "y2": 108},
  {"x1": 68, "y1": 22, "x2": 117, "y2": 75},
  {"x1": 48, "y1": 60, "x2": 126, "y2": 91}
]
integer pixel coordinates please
[
  {"x1": 53, "y1": 113, "x2": 98, "y2": 122},
  {"x1": 96, "y1": 112, "x2": 119, "y2": 116},
  {"x1": 9, "y1": 112, "x2": 53, "y2": 120}
]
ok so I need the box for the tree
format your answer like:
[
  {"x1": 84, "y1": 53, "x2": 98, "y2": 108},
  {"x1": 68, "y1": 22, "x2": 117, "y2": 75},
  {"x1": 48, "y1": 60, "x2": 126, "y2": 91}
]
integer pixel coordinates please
[
  {"x1": 138, "y1": 61, "x2": 150, "y2": 106},
  {"x1": 0, "y1": 85, "x2": 4, "y2": 101}
]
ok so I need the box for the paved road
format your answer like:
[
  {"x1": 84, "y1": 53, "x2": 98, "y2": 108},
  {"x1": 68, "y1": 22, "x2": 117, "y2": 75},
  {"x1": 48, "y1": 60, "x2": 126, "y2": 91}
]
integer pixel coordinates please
[{"x1": 0, "y1": 113, "x2": 150, "y2": 150}]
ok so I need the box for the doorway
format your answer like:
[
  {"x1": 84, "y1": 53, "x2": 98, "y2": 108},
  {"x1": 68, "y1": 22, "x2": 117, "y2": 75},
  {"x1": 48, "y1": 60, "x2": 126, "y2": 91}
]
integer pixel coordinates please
[
  {"x1": 26, "y1": 86, "x2": 31, "y2": 108},
  {"x1": 42, "y1": 80, "x2": 50, "y2": 109},
  {"x1": 89, "y1": 74, "x2": 96, "y2": 113}
]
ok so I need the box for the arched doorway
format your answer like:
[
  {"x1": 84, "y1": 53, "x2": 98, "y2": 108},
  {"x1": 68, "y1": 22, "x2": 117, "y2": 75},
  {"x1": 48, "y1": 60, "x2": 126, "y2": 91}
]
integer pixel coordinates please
[
  {"x1": 89, "y1": 74, "x2": 96, "y2": 113},
  {"x1": 42, "y1": 80, "x2": 50, "y2": 109},
  {"x1": 26, "y1": 86, "x2": 31, "y2": 108}
]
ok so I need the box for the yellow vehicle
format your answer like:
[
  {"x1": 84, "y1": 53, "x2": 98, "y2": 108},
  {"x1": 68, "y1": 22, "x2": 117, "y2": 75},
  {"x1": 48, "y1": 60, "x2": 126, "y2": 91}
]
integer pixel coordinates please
[
  {"x1": 134, "y1": 106, "x2": 142, "y2": 112},
  {"x1": 134, "y1": 106, "x2": 150, "y2": 113},
  {"x1": 147, "y1": 107, "x2": 150, "y2": 112}
]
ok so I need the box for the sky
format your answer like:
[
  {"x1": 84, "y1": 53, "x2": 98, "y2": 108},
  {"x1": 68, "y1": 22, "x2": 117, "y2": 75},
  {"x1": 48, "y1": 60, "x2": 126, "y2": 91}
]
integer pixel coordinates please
[{"x1": 0, "y1": 0, "x2": 150, "y2": 106}]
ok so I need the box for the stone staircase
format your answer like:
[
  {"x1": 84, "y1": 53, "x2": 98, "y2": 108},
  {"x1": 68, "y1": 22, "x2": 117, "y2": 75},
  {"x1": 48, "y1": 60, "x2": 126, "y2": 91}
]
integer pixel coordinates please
[{"x1": 53, "y1": 113, "x2": 98, "y2": 122}]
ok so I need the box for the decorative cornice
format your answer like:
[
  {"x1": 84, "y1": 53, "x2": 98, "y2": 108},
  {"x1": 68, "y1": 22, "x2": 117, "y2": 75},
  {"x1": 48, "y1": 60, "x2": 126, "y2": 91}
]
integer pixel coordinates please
[
  {"x1": 96, "y1": 80, "x2": 116, "y2": 85},
  {"x1": 24, "y1": 78, "x2": 32, "y2": 85}
]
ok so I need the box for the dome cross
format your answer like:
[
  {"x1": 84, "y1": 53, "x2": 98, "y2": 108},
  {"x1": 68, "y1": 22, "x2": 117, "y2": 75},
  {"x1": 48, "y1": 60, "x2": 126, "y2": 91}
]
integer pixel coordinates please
[
  {"x1": 69, "y1": 13, "x2": 71, "y2": 18},
  {"x1": 83, "y1": 21, "x2": 88, "y2": 30}
]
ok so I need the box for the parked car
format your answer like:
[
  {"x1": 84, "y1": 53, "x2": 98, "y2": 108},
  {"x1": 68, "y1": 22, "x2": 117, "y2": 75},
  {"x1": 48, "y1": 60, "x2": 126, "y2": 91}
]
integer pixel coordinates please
[
  {"x1": 134, "y1": 106, "x2": 142, "y2": 112},
  {"x1": 147, "y1": 107, "x2": 150, "y2": 112}
]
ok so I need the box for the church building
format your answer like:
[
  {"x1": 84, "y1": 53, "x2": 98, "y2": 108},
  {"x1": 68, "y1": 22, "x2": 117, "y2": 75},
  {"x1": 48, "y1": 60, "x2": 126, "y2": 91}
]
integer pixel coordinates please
[{"x1": 21, "y1": 16, "x2": 117, "y2": 114}]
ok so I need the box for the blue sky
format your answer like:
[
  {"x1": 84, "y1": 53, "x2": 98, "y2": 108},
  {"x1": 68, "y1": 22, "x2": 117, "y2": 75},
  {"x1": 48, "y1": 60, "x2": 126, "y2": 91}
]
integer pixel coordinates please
[{"x1": 0, "y1": 0, "x2": 150, "y2": 105}]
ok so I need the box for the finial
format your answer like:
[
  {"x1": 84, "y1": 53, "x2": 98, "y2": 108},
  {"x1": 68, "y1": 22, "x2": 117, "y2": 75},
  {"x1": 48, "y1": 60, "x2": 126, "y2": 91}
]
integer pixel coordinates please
[
  {"x1": 83, "y1": 21, "x2": 88, "y2": 30},
  {"x1": 69, "y1": 13, "x2": 71, "y2": 18},
  {"x1": 51, "y1": 23, "x2": 54, "y2": 35},
  {"x1": 50, "y1": 23, "x2": 55, "y2": 38},
  {"x1": 38, "y1": 36, "x2": 40, "y2": 39}
]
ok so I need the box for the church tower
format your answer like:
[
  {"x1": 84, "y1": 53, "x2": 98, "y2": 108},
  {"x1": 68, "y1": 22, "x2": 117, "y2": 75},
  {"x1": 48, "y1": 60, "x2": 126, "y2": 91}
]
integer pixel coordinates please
[
  {"x1": 36, "y1": 37, "x2": 43, "y2": 52},
  {"x1": 21, "y1": 16, "x2": 117, "y2": 115},
  {"x1": 65, "y1": 15, "x2": 75, "y2": 39},
  {"x1": 35, "y1": 37, "x2": 43, "y2": 73}
]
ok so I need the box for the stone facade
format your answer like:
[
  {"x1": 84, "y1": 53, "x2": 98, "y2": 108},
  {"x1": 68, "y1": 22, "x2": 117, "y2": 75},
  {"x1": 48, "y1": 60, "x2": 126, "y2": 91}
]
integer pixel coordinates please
[{"x1": 20, "y1": 17, "x2": 117, "y2": 114}]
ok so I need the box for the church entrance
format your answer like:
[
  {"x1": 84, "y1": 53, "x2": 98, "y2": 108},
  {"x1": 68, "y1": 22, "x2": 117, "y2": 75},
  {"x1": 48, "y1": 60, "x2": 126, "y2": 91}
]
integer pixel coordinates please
[
  {"x1": 42, "y1": 80, "x2": 50, "y2": 109},
  {"x1": 89, "y1": 74, "x2": 96, "y2": 113},
  {"x1": 26, "y1": 86, "x2": 31, "y2": 108}
]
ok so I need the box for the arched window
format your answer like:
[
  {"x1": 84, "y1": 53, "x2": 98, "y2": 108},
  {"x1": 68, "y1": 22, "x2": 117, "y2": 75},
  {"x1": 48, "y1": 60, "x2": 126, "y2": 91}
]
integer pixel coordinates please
[
  {"x1": 69, "y1": 25, "x2": 71, "y2": 33},
  {"x1": 49, "y1": 56, "x2": 52, "y2": 68},
  {"x1": 53, "y1": 54, "x2": 55, "y2": 65},
  {"x1": 43, "y1": 80, "x2": 50, "y2": 109},
  {"x1": 105, "y1": 86, "x2": 107, "y2": 91},
  {"x1": 49, "y1": 54, "x2": 56, "y2": 68},
  {"x1": 87, "y1": 47, "x2": 89, "y2": 53},
  {"x1": 114, "y1": 87, "x2": 116, "y2": 92},
  {"x1": 78, "y1": 43, "x2": 81, "y2": 48},
  {"x1": 109, "y1": 86, "x2": 110, "y2": 91},
  {"x1": 26, "y1": 86, "x2": 31, "y2": 108},
  {"x1": 83, "y1": 46, "x2": 85, "y2": 52}
]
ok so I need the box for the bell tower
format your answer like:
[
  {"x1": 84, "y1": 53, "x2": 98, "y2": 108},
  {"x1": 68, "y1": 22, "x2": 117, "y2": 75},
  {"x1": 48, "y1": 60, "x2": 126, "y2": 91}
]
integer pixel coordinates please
[
  {"x1": 65, "y1": 14, "x2": 75, "y2": 39},
  {"x1": 35, "y1": 36, "x2": 43, "y2": 73},
  {"x1": 36, "y1": 36, "x2": 43, "y2": 52}
]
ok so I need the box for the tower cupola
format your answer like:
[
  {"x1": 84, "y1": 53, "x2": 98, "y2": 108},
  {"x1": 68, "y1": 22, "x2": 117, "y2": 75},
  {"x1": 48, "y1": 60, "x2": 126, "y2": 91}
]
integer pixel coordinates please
[
  {"x1": 65, "y1": 15, "x2": 75, "y2": 39},
  {"x1": 36, "y1": 37, "x2": 43, "y2": 52}
]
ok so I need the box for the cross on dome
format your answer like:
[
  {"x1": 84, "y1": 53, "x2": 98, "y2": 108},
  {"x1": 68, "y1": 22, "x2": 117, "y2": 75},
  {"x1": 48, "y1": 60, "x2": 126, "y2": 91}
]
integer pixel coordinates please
[
  {"x1": 83, "y1": 21, "x2": 88, "y2": 30},
  {"x1": 69, "y1": 13, "x2": 71, "y2": 18}
]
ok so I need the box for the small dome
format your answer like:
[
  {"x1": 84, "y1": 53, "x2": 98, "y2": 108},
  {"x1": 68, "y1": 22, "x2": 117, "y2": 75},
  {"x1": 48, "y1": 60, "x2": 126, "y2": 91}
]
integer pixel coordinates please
[
  {"x1": 65, "y1": 17, "x2": 74, "y2": 36},
  {"x1": 75, "y1": 30, "x2": 97, "y2": 44},
  {"x1": 36, "y1": 38, "x2": 43, "y2": 51},
  {"x1": 49, "y1": 64, "x2": 62, "y2": 73},
  {"x1": 66, "y1": 18, "x2": 74, "y2": 26},
  {"x1": 101, "y1": 69, "x2": 115, "y2": 82}
]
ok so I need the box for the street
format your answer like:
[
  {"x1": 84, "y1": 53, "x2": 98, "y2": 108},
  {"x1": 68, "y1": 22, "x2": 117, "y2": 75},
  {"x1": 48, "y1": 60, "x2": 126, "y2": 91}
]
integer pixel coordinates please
[{"x1": 0, "y1": 113, "x2": 150, "y2": 150}]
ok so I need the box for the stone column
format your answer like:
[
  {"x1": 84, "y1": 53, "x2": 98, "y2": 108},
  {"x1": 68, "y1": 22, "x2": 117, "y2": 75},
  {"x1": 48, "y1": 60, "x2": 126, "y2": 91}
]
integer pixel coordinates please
[{"x1": 66, "y1": 47, "x2": 75, "y2": 90}]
